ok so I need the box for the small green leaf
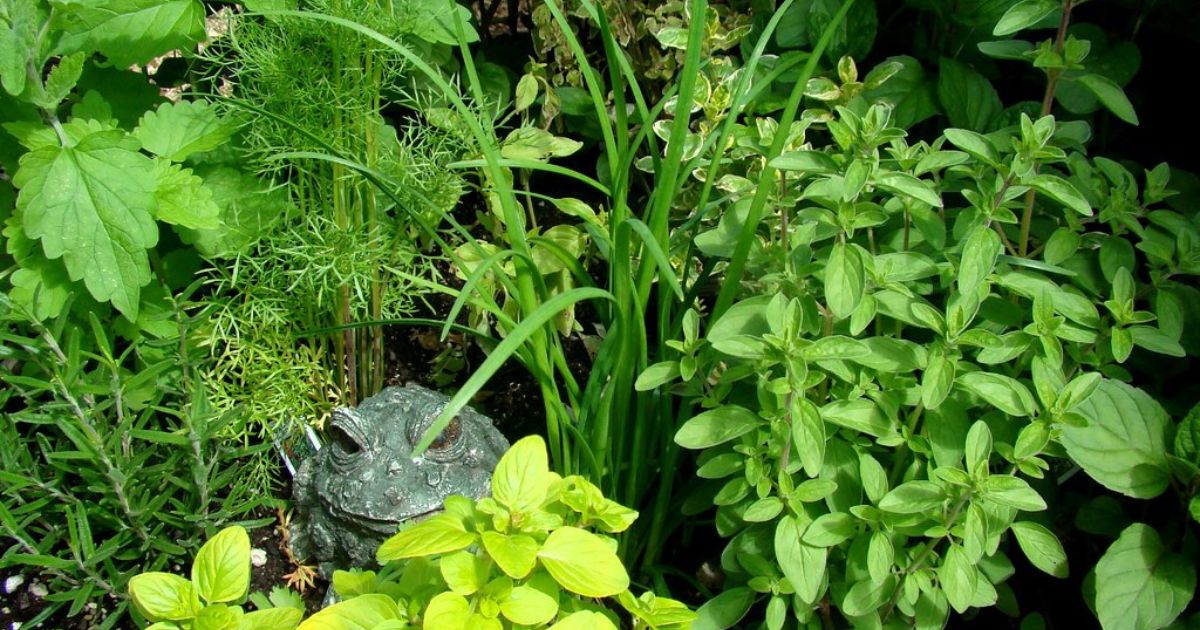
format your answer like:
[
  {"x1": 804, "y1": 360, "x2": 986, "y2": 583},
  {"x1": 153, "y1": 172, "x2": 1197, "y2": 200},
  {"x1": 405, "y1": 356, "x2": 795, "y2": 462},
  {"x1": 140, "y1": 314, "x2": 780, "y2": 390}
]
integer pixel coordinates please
[
  {"x1": 982, "y1": 475, "x2": 1046, "y2": 511},
  {"x1": 1077, "y1": 74, "x2": 1139, "y2": 125},
  {"x1": 770, "y1": 151, "x2": 838, "y2": 173},
  {"x1": 993, "y1": 0, "x2": 1058, "y2": 36},
  {"x1": 938, "y1": 545, "x2": 977, "y2": 613},
  {"x1": 635, "y1": 361, "x2": 681, "y2": 391},
  {"x1": 440, "y1": 551, "x2": 488, "y2": 596},
  {"x1": 943, "y1": 128, "x2": 1000, "y2": 166},
  {"x1": 875, "y1": 171, "x2": 942, "y2": 207},
  {"x1": 775, "y1": 516, "x2": 826, "y2": 605},
  {"x1": 879, "y1": 481, "x2": 945, "y2": 513},
  {"x1": 958, "y1": 226, "x2": 1003, "y2": 294},
  {"x1": 515, "y1": 74, "x2": 538, "y2": 112},
  {"x1": 192, "y1": 526, "x2": 250, "y2": 604},
  {"x1": 801, "y1": 512, "x2": 856, "y2": 547},
  {"x1": 1010, "y1": 521, "x2": 1068, "y2": 578},
  {"x1": 239, "y1": 607, "x2": 303, "y2": 630},
  {"x1": 1029, "y1": 175, "x2": 1092, "y2": 216},
  {"x1": 825, "y1": 242, "x2": 865, "y2": 320},
  {"x1": 957, "y1": 371, "x2": 1037, "y2": 417},
  {"x1": 675, "y1": 406, "x2": 763, "y2": 449}
]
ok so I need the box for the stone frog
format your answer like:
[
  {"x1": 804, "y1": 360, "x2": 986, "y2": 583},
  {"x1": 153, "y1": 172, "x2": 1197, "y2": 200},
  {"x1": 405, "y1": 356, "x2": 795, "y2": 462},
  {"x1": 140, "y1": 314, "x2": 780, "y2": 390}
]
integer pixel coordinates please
[{"x1": 290, "y1": 383, "x2": 509, "y2": 572}]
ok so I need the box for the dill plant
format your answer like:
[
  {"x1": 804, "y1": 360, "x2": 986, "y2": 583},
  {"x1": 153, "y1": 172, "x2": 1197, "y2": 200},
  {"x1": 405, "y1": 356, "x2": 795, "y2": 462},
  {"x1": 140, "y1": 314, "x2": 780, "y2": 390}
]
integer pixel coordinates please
[{"x1": 194, "y1": 0, "x2": 473, "y2": 439}]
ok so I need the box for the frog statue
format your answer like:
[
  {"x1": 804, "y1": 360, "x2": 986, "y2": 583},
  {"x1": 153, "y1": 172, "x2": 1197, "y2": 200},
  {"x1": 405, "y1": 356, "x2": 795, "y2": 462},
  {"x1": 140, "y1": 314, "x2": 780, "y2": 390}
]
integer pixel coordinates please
[{"x1": 290, "y1": 383, "x2": 509, "y2": 572}]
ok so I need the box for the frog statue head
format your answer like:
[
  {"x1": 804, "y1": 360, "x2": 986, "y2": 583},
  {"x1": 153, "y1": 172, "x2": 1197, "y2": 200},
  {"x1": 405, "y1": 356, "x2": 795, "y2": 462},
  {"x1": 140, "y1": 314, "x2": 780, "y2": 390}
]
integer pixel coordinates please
[{"x1": 291, "y1": 383, "x2": 509, "y2": 570}]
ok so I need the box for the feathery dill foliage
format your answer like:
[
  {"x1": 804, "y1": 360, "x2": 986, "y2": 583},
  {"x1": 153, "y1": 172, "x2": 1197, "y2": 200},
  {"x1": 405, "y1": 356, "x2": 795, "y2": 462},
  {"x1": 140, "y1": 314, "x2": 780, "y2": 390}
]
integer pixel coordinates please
[{"x1": 193, "y1": 0, "x2": 472, "y2": 442}]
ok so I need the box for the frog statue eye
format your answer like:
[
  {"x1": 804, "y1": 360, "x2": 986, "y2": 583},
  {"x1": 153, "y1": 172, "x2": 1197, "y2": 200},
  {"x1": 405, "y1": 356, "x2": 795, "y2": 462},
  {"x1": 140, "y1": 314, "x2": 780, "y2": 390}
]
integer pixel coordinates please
[
  {"x1": 328, "y1": 408, "x2": 369, "y2": 466},
  {"x1": 408, "y1": 414, "x2": 466, "y2": 463}
]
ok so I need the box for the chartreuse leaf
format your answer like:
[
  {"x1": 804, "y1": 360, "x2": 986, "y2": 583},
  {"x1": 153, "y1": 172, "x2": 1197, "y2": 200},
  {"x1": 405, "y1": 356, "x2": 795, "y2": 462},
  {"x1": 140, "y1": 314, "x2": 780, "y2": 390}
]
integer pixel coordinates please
[
  {"x1": 128, "y1": 573, "x2": 201, "y2": 622},
  {"x1": 1060, "y1": 380, "x2": 1170, "y2": 499},
  {"x1": 548, "y1": 611, "x2": 619, "y2": 630},
  {"x1": 14, "y1": 129, "x2": 158, "y2": 319},
  {"x1": 135, "y1": 101, "x2": 239, "y2": 162},
  {"x1": 536, "y1": 527, "x2": 629, "y2": 598},
  {"x1": 52, "y1": 0, "x2": 207, "y2": 68},
  {"x1": 192, "y1": 526, "x2": 250, "y2": 604},
  {"x1": 1010, "y1": 522, "x2": 1068, "y2": 578},
  {"x1": 481, "y1": 531, "x2": 538, "y2": 579},
  {"x1": 239, "y1": 607, "x2": 303, "y2": 630},
  {"x1": 492, "y1": 434, "x2": 552, "y2": 514},
  {"x1": 499, "y1": 585, "x2": 559, "y2": 626},
  {"x1": 1095, "y1": 524, "x2": 1195, "y2": 630},
  {"x1": 296, "y1": 594, "x2": 401, "y2": 630},
  {"x1": 376, "y1": 514, "x2": 476, "y2": 562},
  {"x1": 440, "y1": 551, "x2": 489, "y2": 596},
  {"x1": 195, "y1": 604, "x2": 243, "y2": 629},
  {"x1": 938, "y1": 545, "x2": 977, "y2": 613}
]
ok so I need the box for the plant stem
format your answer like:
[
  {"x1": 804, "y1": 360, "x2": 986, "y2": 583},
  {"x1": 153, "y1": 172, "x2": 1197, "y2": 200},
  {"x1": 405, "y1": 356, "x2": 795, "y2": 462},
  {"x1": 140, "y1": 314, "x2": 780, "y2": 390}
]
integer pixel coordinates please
[{"x1": 1018, "y1": 0, "x2": 1075, "y2": 256}]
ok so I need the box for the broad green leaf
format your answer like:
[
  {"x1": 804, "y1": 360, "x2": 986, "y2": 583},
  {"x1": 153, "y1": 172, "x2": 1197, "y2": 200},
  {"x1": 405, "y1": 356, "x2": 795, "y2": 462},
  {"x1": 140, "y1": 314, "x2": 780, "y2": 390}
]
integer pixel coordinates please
[
  {"x1": 1077, "y1": 74, "x2": 1139, "y2": 126},
  {"x1": 770, "y1": 151, "x2": 838, "y2": 174},
  {"x1": 965, "y1": 421, "x2": 992, "y2": 473},
  {"x1": 1010, "y1": 521, "x2": 1068, "y2": 578},
  {"x1": 938, "y1": 545, "x2": 977, "y2": 613},
  {"x1": 14, "y1": 128, "x2": 158, "y2": 319},
  {"x1": 993, "y1": 0, "x2": 1058, "y2": 36},
  {"x1": 982, "y1": 475, "x2": 1046, "y2": 511},
  {"x1": 958, "y1": 226, "x2": 1002, "y2": 294},
  {"x1": 0, "y1": 1, "x2": 38, "y2": 97},
  {"x1": 802, "y1": 512, "x2": 856, "y2": 547},
  {"x1": 922, "y1": 350, "x2": 956, "y2": 409},
  {"x1": 481, "y1": 532, "x2": 538, "y2": 579},
  {"x1": 53, "y1": 0, "x2": 207, "y2": 68},
  {"x1": 820, "y1": 399, "x2": 893, "y2": 438},
  {"x1": 692, "y1": 587, "x2": 754, "y2": 630},
  {"x1": 869, "y1": 531, "x2": 894, "y2": 584},
  {"x1": 1060, "y1": 380, "x2": 1170, "y2": 499},
  {"x1": 675, "y1": 406, "x2": 763, "y2": 449},
  {"x1": 537, "y1": 527, "x2": 628, "y2": 598},
  {"x1": 943, "y1": 128, "x2": 1000, "y2": 166},
  {"x1": 501, "y1": 127, "x2": 582, "y2": 161},
  {"x1": 635, "y1": 361, "x2": 680, "y2": 391},
  {"x1": 499, "y1": 585, "x2": 558, "y2": 626},
  {"x1": 1044, "y1": 228, "x2": 1081, "y2": 265},
  {"x1": 775, "y1": 516, "x2": 826, "y2": 605},
  {"x1": 376, "y1": 514, "x2": 476, "y2": 561},
  {"x1": 153, "y1": 161, "x2": 221, "y2": 229},
  {"x1": 791, "y1": 397, "x2": 825, "y2": 477},
  {"x1": 1029, "y1": 175, "x2": 1092, "y2": 216},
  {"x1": 135, "y1": 101, "x2": 238, "y2": 162},
  {"x1": 956, "y1": 371, "x2": 1037, "y2": 417},
  {"x1": 128, "y1": 573, "x2": 201, "y2": 622},
  {"x1": 879, "y1": 481, "x2": 945, "y2": 513},
  {"x1": 841, "y1": 576, "x2": 897, "y2": 617},
  {"x1": 192, "y1": 526, "x2": 250, "y2": 604},
  {"x1": 515, "y1": 74, "x2": 538, "y2": 112},
  {"x1": 492, "y1": 434, "x2": 552, "y2": 513},
  {"x1": 1130, "y1": 326, "x2": 1186, "y2": 357},
  {"x1": 175, "y1": 165, "x2": 288, "y2": 258},
  {"x1": 874, "y1": 171, "x2": 942, "y2": 207},
  {"x1": 1095, "y1": 524, "x2": 1194, "y2": 630},
  {"x1": 826, "y1": 242, "x2": 865, "y2": 320},
  {"x1": 938, "y1": 58, "x2": 1002, "y2": 132}
]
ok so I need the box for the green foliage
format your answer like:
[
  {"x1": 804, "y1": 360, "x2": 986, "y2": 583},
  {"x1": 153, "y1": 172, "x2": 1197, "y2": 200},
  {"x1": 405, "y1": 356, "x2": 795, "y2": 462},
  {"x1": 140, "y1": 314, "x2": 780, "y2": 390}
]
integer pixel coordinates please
[
  {"x1": 128, "y1": 525, "x2": 305, "y2": 629},
  {"x1": 130, "y1": 436, "x2": 689, "y2": 630},
  {"x1": 0, "y1": 295, "x2": 270, "y2": 628}
]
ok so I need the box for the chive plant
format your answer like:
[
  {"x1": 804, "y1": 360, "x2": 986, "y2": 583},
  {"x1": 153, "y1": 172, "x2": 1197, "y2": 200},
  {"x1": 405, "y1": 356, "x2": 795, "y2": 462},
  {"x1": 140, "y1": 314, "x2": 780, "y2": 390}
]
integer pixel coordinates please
[{"x1": 261, "y1": 0, "x2": 853, "y2": 573}]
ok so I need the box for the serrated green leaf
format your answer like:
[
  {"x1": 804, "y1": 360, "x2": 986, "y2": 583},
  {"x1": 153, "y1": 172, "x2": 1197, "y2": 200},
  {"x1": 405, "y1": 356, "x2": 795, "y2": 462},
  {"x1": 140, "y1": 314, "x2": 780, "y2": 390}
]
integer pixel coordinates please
[
  {"x1": 135, "y1": 101, "x2": 238, "y2": 162},
  {"x1": 53, "y1": 0, "x2": 207, "y2": 68},
  {"x1": 153, "y1": 161, "x2": 221, "y2": 229},
  {"x1": 13, "y1": 128, "x2": 158, "y2": 318}
]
